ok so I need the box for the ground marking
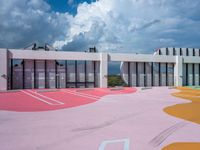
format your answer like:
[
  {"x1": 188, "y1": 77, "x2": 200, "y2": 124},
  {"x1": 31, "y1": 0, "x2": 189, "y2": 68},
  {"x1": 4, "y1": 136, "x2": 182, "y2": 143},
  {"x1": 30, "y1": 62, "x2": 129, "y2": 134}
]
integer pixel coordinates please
[
  {"x1": 21, "y1": 90, "x2": 54, "y2": 105},
  {"x1": 28, "y1": 90, "x2": 64, "y2": 105},
  {"x1": 95, "y1": 88, "x2": 125, "y2": 94},
  {"x1": 95, "y1": 88, "x2": 110, "y2": 93},
  {"x1": 98, "y1": 138, "x2": 130, "y2": 150},
  {"x1": 64, "y1": 89, "x2": 101, "y2": 99},
  {"x1": 62, "y1": 90, "x2": 99, "y2": 100}
]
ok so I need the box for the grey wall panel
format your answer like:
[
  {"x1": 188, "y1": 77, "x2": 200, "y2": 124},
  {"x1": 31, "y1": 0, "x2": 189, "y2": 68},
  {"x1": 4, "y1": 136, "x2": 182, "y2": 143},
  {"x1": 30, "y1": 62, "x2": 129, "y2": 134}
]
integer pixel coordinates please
[
  {"x1": 146, "y1": 63, "x2": 152, "y2": 86},
  {"x1": 188, "y1": 48, "x2": 193, "y2": 56},
  {"x1": 35, "y1": 60, "x2": 45, "y2": 89},
  {"x1": 8, "y1": 60, "x2": 12, "y2": 90},
  {"x1": 24, "y1": 60, "x2": 34, "y2": 89},
  {"x1": 182, "y1": 48, "x2": 188, "y2": 86},
  {"x1": 182, "y1": 64, "x2": 187, "y2": 86},
  {"x1": 195, "y1": 49, "x2": 199, "y2": 56},
  {"x1": 121, "y1": 62, "x2": 153, "y2": 87},
  {"x1": 175, "y1": 48, "x2": 180, "y2": 56},
  {"x1": 182, "y1": 48, "x2": 187, "y2": 56},
  {"x1": 168, "y1": 63, "x2": 174, "y2": 86},
  {"x1": 46, "y1": 60, "x2": 56, "y2": 88},
  {"x1": 67, "y1": 61, "x2": 76, "y2": 82},
  {"x1": 160, "y1": 48, "x2": 167, "y2": 55},
  {"x1": 160, "y1": 63, "x2": 167, "y2": 86},
  {"x1": 86, "y1": 61, "x2": 94, "y2": 82},
  {"x1": 153, "y1": 63, "x2": 159, "y2": 86},
  {"x1": 95, "y1": 61, "x2": 100, "y2": 87},
  {"x1": 138, "y1": 62, "x2": 144, "y2": 86},
  {"x1": 168, "y1": 48, "x2": 174, "y2": 56},
  {"x1": 57, "y1": 61, "x2": 66, "y2": 88},
  {"x1": 167, "y1": 48, "x2": 174, "y2": 86},
  {"x1": 194, "y1": 64, "x2": 199, "y2": 86},
  {"x1": 188, "y1": 63, "x2": 193, "y2": 86},
  {"x1": 130, "y1": 62, "x2": 136, "y2": 86},
  {"x1": 77, "y1": 61, "x2": 85, "y2": 82}
]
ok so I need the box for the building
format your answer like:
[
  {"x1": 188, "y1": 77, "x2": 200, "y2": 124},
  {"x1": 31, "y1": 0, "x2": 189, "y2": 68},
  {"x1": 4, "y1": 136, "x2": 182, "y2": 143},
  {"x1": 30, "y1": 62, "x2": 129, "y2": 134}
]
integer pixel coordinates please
[
  {"x1": 0, "y1": 44, "x2": 200, "y2": 91},
  {"x1": 121, "y1": 47, "x2": 200, "y2": 87}
]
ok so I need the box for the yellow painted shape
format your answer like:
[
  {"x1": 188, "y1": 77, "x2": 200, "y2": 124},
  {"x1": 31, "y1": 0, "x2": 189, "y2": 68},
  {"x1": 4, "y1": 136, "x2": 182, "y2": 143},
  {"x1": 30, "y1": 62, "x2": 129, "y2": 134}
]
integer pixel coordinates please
[
  {"x1": 162, "y1": 143, "x2": 200, "y2": 150},
  {"x1": 164, "y1": 87, "x2": 200, "y2": 124},
  {"x1": 162, "y1": 87, "x2": 200, "y2": 150}
]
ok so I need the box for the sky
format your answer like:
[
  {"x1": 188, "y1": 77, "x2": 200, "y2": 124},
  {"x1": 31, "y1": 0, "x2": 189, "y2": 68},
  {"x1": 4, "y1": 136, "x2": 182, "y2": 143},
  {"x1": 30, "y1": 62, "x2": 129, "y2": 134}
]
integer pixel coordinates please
[
  {"x1": 0, "y1": 0, "x2": 200, "y2": 54},
  {"x1": 45, "y1": 0, "x2": 95, "y2": 14}
]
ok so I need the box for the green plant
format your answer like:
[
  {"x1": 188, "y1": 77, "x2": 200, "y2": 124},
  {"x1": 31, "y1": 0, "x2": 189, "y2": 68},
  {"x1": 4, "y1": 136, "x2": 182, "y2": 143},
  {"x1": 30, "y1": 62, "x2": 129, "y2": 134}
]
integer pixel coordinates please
[{"x1": 108, "y1": 75, "x2": 126, "y2": 87}]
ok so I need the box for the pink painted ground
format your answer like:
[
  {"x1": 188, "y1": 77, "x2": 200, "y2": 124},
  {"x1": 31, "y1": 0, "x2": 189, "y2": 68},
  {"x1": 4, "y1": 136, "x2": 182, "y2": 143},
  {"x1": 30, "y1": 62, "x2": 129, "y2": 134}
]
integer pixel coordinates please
[
  {"x1": 0, "y1": 87, "x2": 135, "y2": 112},
  {"x1": 0, "y1": 87, "x2": 199, "y2": 150}
]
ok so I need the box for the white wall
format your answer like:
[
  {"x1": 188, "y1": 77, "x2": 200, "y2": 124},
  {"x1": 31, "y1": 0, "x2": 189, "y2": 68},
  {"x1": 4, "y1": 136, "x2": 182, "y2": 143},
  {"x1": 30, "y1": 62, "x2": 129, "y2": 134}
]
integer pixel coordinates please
[
  {"x1": 1, "y1": 48, "x2": 200, "y2": 90},
  {"x1": 120, "y1": 48, "x2": 200, "y2": 87},
  {"x1": 0, "y1": 49, "x2": 8, "y2": 90}
]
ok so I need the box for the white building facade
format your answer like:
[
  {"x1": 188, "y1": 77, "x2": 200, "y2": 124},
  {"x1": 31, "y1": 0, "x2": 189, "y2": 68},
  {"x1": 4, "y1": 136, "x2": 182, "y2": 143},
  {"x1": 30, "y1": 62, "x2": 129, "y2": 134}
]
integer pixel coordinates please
[
  {"x1": 121, "y1": 47, "x2": 200, "y2": 87},
  {"x1": 0, "y1": 46, "x2": 200, "y2": 91}
]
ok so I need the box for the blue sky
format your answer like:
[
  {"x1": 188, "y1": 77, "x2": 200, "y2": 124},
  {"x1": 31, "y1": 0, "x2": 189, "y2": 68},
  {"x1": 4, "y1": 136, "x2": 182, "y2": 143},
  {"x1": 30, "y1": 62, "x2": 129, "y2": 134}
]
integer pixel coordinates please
[
  {"x1": 45, "y1": 0, "x2": 95, "y2": 14},
  {"x1": 0, "y1": 0, "x2": 200, "y2": 54}
]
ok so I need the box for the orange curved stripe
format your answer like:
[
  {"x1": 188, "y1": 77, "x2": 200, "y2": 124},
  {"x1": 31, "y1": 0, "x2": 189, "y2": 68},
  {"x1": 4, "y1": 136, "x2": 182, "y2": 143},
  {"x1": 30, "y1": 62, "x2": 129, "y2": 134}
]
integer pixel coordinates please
[
  {"x1": 162, "y1": 87, "x2": 200, "y2": 150},
  {"x1": 162, "y1": 142, "x2": 200, "y2": 150}
]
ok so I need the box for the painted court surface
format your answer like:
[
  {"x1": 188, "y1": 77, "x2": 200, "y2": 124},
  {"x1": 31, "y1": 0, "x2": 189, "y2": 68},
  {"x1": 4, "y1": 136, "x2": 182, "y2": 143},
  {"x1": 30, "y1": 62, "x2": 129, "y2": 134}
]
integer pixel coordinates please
[
  {"x1": 0, "y1": 87, "x2": 200, "y2": 150},
  {"x1": 0, "y1": 88, "x2": 135, "y2": 112}
]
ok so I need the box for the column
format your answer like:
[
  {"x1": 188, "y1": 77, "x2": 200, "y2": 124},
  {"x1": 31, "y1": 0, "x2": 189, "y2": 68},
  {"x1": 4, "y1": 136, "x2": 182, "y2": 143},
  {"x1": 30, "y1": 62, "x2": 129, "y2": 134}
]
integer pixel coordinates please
[
  {"x1": 174, "y1": 56, "x2": 183, "y2": 86},
  {"x1": 0, "y1": 49, "x2": 8, "y2": 91},
  {"x1": 100, "y1": 53, "x2": 108, "y2": 88}
]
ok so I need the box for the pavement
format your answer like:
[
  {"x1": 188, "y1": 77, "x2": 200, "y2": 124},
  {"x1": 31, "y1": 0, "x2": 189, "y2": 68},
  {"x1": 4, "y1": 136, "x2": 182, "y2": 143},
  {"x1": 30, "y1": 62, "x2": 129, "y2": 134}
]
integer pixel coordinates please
[
  {"x1": 0, "y1": 87, "x2": 135, "y2": 112},
  {"x1": 0, "y1": 87, "x2": 200, "y2": 150}
]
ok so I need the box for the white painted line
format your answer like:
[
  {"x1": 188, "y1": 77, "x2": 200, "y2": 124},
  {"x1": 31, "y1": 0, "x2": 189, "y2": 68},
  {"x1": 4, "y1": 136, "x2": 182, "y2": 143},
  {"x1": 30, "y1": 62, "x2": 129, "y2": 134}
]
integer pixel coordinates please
[
  {"x1": 64, "y1": 89, "x2": 99, "y2": 98},
  {"x1": 21, "y1": 90, "x2": 54, "y2": 105},
  {"x1": 98, "y1": 138, "x2": 130, "y2": 150},
  {"x1": 62, "y1": 90, "x2": 98, "y2": 100},
  {"x1": 64, "y1": 89, "x2": 101, "y2": 99},
  {"x1": 95, "y1": 88, "x2": 108, "y2": 93},
  {"x1": 28, "y1": 90, "x2": 64, "y2": 105},
  {"x1": 96, "y1": 88, "x2": 125, "y2": 94}
]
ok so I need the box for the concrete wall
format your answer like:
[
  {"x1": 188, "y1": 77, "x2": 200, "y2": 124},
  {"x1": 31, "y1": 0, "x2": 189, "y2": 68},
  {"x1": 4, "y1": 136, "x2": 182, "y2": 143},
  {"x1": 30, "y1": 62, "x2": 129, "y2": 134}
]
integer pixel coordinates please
[
  {"x1": 121, "y1": 47, "x2": 200, "y2": 87},
  {"x1": 0, "y1": 49, "x2": 8, "y2": 90},
  {"x1": 1, "y1": 47, "x2": 200, "y2": 90}
]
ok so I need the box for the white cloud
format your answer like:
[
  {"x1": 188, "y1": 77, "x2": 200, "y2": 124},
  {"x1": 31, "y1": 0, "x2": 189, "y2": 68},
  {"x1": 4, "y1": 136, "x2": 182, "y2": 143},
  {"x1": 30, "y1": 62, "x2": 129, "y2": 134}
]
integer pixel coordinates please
[
  {"x1": 0, "y1": 0, "x2": 72, "y2": 48},
  {"x1": 53, "y1": 0, "x2": 200, "y2": 53},
  {"x1": 0, "y1": 0, "x2": 200, "y2": 53}
]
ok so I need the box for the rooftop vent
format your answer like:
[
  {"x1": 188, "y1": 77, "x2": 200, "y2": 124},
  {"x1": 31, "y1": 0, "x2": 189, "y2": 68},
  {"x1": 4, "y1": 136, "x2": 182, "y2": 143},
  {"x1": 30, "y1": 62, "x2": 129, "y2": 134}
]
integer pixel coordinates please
[
  {"x1": 85, "y1": 46, "x2": 98, "y2": 53},
  {"x1": 23, "y1": 43, "x2": 57, "y2": 51}
]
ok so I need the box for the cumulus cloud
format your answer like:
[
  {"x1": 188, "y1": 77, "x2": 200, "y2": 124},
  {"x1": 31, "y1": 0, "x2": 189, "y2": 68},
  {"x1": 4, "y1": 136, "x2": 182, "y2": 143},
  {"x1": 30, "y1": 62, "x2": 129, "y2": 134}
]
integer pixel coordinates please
[
  {"x1": 0, "y1": 0, "x2": 200, "y2": 53},
  {"x1": 0, "y1": 0, "x2": 72, "y2": 48},
  {"x1": 53, "y1": 0, "x2": 200, "y2": 53}
]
